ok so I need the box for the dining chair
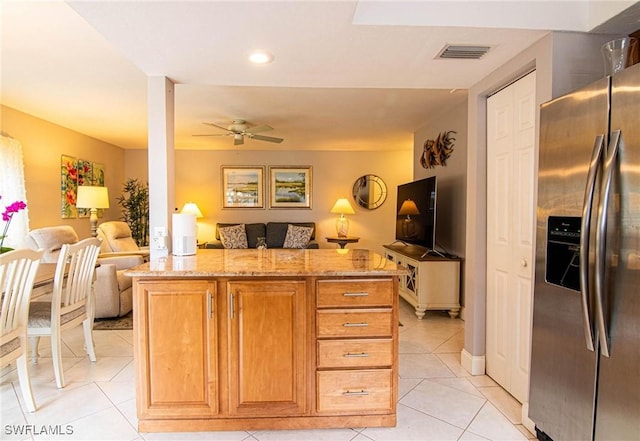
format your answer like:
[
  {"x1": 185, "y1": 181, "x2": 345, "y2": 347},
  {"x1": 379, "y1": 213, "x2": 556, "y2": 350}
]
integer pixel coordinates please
[
  {"x1": 27, "y1": 238, "x2": 101, "y2": 388},
  {"x1": 24, "y1": 224, "x2": 147, "y2": 319},
  {"x1": 0, "y1": 248, "x2": 44, "y2": 412}
]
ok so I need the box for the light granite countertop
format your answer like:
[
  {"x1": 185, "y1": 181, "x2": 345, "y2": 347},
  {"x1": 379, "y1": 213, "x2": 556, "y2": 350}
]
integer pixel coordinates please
[{"x1": 124, "y1": 248, "x2": 406, "y2": 278}]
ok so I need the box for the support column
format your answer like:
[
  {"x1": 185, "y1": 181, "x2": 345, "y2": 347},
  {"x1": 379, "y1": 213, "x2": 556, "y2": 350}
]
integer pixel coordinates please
[{"x1": 147, "y1": 76, "x2": 175, "y2": 258}]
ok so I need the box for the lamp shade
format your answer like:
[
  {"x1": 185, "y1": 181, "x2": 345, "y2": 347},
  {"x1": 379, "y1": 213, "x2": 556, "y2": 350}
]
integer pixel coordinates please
[
  {"x1": 398, "y1": 199, "x2": 420, "y2": 216},
  {"x1": 181, "y1": 202, "x2": 203, "y2": 218},
  {"x1": 330, "y1": 198, "x2": 355, "y2": 215},
  {"x1": 76, "y1": 186, "x2": 110, "y2": 209}
]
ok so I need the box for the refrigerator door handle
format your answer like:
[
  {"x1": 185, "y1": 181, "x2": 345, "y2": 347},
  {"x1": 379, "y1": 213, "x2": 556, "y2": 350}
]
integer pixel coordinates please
[
  {"x1": 580, "y1": 134, "x2": 605, "y2": 352},
  {"x1": 595, "y1": 129, "x2": 621, "y2": 358}
]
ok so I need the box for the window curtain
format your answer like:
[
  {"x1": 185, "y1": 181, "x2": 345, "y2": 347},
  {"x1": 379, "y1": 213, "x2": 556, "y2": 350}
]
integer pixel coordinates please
[{"x1": 0, "y1": 134, "x2": 29, "y2": 248}]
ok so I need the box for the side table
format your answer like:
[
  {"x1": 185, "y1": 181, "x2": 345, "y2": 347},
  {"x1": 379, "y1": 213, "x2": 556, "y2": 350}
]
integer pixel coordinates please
[{"x1": 325, "y1": 236, "x2": 360, "y2": 249}]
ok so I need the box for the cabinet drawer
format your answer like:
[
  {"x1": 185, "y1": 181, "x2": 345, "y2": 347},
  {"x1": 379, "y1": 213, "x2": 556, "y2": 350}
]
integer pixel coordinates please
[
  {"x1": 317, "y1": 309, "x2": 393, "y2": 337},
  {"x1": 317, "y1": 339, "x2": 393, "y2": 368},
  {"x1": 317, "y1": 279, "x2": 393, "y2": 308},
  {"x1": 317, "y1": 370, "x2": 393, "y2": 413}
]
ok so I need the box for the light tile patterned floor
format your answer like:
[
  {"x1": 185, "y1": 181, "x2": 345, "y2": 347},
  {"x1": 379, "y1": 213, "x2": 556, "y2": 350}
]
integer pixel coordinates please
[{"x1": 1, "y1": 300, "x2": 535, "y2": 441}]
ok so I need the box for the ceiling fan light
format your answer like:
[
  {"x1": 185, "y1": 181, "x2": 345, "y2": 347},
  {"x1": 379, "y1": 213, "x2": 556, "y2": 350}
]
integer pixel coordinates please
[{"x1": 249, "y1": 51, "x2": 274, "y2": 64}]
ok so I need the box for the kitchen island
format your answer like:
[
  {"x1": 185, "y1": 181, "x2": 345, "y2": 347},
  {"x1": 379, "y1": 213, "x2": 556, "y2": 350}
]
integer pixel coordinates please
[{"x1": 125, "y1": 248, "x2": 406, "y2": 432}]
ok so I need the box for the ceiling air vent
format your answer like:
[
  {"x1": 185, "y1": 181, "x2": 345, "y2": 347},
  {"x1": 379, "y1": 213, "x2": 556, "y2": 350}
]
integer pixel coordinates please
[{"x1": 436, "y1": 44, "x2": 491, "y2": 60}]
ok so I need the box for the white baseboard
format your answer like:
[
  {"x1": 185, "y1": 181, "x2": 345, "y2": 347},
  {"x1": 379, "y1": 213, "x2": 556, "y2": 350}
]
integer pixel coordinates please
[
  {"x1": 461, "y1": 349, "x2": 485, "y2": 375},
  {"x1": 521, "y1": 402, "x2": 536, "y2": 435},
  {"x1": 458, "y1": 306, "x2": 466, "y2": 321}
]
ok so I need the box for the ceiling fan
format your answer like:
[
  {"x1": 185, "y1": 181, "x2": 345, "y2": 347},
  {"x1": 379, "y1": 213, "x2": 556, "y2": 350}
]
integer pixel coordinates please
[{"x1": 194, "y1": 119, "x2": 284, "y2": 146}]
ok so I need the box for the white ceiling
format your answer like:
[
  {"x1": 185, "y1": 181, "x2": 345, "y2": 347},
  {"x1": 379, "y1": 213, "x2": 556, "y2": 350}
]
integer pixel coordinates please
[{"x1": 2, "y1": 1, "x2": 638, "y2": 151}]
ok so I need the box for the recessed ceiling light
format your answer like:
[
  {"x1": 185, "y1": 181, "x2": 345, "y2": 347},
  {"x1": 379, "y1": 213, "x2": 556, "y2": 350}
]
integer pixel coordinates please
[{"x1": 249, "y1": 51, "x2": 274, "y2": 64}]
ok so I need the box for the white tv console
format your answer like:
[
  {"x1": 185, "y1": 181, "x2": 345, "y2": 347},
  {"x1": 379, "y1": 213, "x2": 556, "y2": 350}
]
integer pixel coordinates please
[{"x1": 383, "y1": 243, "x2": 461, "y2": 319}]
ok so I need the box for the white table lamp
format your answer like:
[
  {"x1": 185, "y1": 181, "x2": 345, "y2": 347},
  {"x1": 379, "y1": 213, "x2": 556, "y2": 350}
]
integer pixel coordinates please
[
  {"x1": 180, "y1": 202, "x2": 203, "y2": 218},
  {"x1": 330, "y1": 198, "x2": 355, "y2": 238},
  {"x1": 398, "y1": 199, "x2": 420, "y2": 238},
  {"x1": 76, "y1": 186, "x2": 110, "y2": 237}
]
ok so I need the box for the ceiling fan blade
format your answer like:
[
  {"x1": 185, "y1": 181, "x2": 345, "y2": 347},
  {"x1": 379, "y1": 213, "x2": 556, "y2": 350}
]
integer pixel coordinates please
[
  {"x1": 244, "y1": 124, "x2": 273, "y2": 134},
  {"x1": 202, "y1": 122, "x2": 230, "y2": 132},
  {"x1": 251, "y1": 134, "x2": 284, "y2": 143},
  {"x1": 199, "y1": 120, "x2": 280, "y2": 145}
]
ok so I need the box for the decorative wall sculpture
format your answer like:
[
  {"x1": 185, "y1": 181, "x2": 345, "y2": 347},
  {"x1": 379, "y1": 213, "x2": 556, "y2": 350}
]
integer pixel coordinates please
[{"x1": 420, "y1": 131, "x2": 456, "y2": 169}]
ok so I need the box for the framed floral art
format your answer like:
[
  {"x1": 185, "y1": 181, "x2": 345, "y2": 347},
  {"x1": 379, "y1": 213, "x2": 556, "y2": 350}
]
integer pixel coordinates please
[
  {"x1": 60, "y1": 155, "x2": 106, "y2": 219},
  {"x1": 61, "y1": 155, "x2": 78, "y2": 219}
]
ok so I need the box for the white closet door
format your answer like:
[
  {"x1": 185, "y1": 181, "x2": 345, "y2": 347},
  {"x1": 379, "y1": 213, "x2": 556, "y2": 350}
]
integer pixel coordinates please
[{"x1": 486, "y1": 71, "x2": 536, "y2": 404}]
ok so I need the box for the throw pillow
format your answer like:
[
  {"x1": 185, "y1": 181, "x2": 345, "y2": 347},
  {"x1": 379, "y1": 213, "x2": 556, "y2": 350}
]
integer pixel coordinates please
[
  {"x1": 283, "y1": 224, "x2": 313, "y2": 249},
  {"x1": 218, "y1": 224, "x2": 248, "y2": 249}
]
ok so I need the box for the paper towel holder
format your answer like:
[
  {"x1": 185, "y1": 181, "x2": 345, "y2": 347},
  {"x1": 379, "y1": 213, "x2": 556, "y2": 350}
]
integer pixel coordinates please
[{"x1": 172, "y1": 213, "x2": 197, "y2": 256}]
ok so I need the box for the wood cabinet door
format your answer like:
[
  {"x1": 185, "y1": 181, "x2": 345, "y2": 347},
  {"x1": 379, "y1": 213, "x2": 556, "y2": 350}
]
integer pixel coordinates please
[
  {"x1": 136, "y1": 280, "x2": 218, "y2": 419},
  {"x1": 227, "y1": 280, "x2": 307, "y2": 416}
]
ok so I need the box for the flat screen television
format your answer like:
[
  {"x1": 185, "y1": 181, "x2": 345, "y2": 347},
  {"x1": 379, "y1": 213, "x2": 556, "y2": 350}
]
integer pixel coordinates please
[{"x1": 395, "y1": 177, "x2": 437, "y2": 251}]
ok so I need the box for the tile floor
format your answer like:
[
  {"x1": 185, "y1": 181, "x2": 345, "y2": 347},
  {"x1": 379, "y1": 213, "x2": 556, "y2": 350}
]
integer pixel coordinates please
[{"x1": 1, "y1": 300, "x2": 536, "y2": 441}]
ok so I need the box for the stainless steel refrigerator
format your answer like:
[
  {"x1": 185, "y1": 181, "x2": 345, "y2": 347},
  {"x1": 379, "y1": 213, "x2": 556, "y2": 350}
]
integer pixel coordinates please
[{"x1": 529, "y1": 62, "x2": 640, "y2": 441}]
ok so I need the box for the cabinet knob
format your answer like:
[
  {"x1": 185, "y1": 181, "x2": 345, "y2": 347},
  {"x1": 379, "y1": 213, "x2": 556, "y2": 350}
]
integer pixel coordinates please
[{"x1": 521, "y1": 259, "x2": 528, "y2": 268}]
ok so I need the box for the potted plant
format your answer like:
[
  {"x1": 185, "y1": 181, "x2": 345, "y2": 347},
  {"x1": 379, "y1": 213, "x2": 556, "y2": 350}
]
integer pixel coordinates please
[
  {"x1": 0, "y1": 196, "x2": 27, "y2": 254},
  {"x1": 117, "y1": 178, "x2": 149, "y2": 247}
]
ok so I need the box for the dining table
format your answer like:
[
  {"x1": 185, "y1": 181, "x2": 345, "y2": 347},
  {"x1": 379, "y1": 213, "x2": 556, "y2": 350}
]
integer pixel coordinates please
[
  {"x1": 31, "y1": 263, "x2": 60, "y2": 300},
  {"x1": 0, "y1": 263, "x2": 58, "y2": 303},
  {"x1": 34, "y1": 263, "x2": 57, "y2": 288},
  {"x1": 31, "y1": 262, "x2": 99, "y2": 300}
]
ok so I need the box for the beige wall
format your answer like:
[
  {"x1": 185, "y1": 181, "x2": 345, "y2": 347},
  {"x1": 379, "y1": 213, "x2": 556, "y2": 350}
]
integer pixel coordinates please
[
  {"x1": 3, "y1": 104, "x2": 412, "y2": 252},
  {"x1": 411, "y1": 99, "x2": 468, "y2": 311},
  {"x1": 1, "y1": 105, "x2": 127, "y2": 239},
  {"x1": 413, "y1": 99, "x2": 468, "y2": 259},
  {"x1": 125, "y1": 148, "x2": 412, "y2": 254},
  {"x1": 463, "y1": 31, "x2": 618, "y2": 364}
]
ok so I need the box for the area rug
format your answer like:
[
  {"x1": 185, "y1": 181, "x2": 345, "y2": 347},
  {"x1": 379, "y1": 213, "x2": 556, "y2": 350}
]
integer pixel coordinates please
[{"x1": 93, "y1": 312, "x2": 133, "y2": 330}]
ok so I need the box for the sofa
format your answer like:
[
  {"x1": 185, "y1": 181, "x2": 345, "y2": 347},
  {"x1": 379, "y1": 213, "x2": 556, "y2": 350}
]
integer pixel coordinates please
[{"x1": 204, "y1": 222, "x2": 319, "y2": 249}]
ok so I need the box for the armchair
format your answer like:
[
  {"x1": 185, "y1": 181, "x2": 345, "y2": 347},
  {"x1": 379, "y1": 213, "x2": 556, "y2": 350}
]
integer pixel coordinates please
[
  {"x1": 96, "y1": 221, "x2": 150, "y2": 257},
  {"x1": 95, "y1": 221, "x2": 148, "y2": 318},
  {"x1": 23, "y1": 223, "x2": 146, "y2": 319},
  {"x1": 22, "y1": 225, "x2": 78, "y2": 264}
]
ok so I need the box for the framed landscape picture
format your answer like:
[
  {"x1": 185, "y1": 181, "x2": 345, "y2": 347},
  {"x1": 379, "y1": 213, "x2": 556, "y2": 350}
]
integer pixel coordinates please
[
  {"x1": 221, "y1": 166, "x2": 265, "y2": 208},
  {"x1": 269, "y1": 166, "x2": 312, "y2": 209}
]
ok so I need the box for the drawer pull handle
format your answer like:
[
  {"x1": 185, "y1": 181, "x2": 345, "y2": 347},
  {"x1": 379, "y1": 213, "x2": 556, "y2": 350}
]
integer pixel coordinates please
[
  {"x1": 343, "y1": 292, "x2": 369, "y2": 297},
  {"x1": 343, "y1": 390, "x2": 369, "y2": 396},
  {"x1": 343, "y1": 322, "x2": 368, "y2": 327},
  {"x1": 344, "y1": 352, "x2": 369, "y2": 358},
  {"x1": 207, "y1": 290, "x2": 213, "y2": 319}
]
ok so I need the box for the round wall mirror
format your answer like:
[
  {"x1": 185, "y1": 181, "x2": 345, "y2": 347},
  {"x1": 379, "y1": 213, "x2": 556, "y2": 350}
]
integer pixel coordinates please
[{"x1": 352, "y1": 175, "x2": 387, "y2": 210}]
